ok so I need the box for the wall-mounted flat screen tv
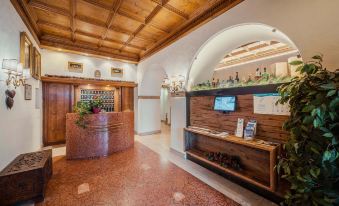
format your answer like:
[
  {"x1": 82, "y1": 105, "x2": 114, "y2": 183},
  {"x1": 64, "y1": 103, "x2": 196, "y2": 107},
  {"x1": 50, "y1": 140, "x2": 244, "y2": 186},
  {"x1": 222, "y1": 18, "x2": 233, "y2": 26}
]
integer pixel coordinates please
[{"x1": 214, "y1": 96, "x2": 236, "y2": 112}]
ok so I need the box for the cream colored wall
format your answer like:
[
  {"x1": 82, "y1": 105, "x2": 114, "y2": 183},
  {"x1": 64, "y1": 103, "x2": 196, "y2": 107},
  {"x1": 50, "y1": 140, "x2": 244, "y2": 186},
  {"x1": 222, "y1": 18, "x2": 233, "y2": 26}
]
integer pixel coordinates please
[
  {"x1": 41, "y1": 49, "x2": 137, "y2": 82},
  {"x1": 0, "y1": 0, "x2": 42, "y2": 170}
]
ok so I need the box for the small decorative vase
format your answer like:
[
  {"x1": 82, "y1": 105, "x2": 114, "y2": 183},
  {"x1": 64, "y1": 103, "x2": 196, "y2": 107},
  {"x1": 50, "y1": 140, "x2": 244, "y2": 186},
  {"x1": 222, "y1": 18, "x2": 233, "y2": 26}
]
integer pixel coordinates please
[{"x1": 92, "y1": 107, "x2": 101, "y2": 114}]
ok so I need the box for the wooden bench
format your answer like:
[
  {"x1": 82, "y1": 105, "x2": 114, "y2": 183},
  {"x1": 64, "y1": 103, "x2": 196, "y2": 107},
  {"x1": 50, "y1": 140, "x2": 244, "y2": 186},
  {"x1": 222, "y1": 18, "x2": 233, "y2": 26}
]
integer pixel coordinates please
[{"x1": 0, "y1": 150, "x2": 52, "y2": 205}]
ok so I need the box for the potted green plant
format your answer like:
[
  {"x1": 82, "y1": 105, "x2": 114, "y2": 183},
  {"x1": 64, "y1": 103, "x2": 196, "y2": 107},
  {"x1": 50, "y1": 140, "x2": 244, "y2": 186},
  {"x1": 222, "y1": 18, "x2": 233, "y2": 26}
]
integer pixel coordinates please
[
  {"x1": 73, "y1": 95, "x2": 104, "y2": 128},
  {"x1": 90, "y1": 95, "x2": 103, "y2": 114},
  {"x1": 276, "y1": 54, "x2": 339, "y2": 206},
  {"x1": 73, "y1": 101, "x2": 92, "y2": 128}
]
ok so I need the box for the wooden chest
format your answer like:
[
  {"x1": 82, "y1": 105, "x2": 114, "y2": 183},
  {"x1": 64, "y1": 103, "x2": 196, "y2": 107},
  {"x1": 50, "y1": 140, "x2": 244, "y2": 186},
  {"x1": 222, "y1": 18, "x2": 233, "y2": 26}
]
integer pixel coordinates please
[{"x1": 0, "y1": 150, "x2": 52, "y2": 205}]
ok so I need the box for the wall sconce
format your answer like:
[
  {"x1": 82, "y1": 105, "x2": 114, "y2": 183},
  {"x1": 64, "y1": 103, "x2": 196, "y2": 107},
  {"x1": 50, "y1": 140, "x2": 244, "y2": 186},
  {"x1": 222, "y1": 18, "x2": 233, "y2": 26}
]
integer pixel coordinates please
[{"x1": 2, "y1": 59, "x2": 31, "y2": 88}]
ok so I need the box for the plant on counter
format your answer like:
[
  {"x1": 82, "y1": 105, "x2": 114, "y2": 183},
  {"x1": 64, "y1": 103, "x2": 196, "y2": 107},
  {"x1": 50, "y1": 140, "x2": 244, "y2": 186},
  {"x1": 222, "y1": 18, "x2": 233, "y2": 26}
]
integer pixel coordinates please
[
  {"x1": 73, "y1": 95, "x2": 104, "y2": 128},
  {"x1": 276, "y1": 54, "x2": 339, "y2": 206}
]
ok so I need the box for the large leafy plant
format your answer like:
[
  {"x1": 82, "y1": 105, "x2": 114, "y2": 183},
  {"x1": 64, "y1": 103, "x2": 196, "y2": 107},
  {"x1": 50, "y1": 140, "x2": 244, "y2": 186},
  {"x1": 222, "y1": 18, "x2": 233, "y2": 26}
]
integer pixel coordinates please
[{"x1": 277, "y1": 55, "x2": 339, "y2": 206}]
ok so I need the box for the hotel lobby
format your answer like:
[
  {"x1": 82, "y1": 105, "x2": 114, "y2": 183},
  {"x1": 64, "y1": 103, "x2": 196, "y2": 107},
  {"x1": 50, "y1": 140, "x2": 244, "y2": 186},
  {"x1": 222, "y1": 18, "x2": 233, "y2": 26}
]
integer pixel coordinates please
[{"x1": 0, "y1": 0, "x2": 338, "y2": 205}]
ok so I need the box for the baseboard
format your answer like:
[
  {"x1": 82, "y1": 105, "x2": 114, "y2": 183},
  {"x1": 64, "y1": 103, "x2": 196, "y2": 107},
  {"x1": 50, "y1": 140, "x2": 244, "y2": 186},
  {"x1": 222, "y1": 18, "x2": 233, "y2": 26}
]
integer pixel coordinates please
[
  {"x1": 170, "y1": 147, "x2": 185, "y2": 158},
  {"x1": 138, "y1": 130, "x2": 161, "y2": 136}
]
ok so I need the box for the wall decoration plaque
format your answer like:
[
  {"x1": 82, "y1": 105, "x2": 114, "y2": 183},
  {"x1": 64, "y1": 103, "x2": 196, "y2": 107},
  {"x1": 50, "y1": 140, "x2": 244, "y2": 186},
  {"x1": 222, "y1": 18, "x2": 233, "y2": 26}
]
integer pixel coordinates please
[
  {"x1": 111, "y1": 68, "x2": 123, "y2": 77},
  {"x1": 94, "y1": 70, "x2": 101, "y2": 78},
  {"x1": 24, "y1": 84, "x2": 32, "y2": 100},
  {"x1": 68, "y1": 62, "x2": 83, "y2": 73}
]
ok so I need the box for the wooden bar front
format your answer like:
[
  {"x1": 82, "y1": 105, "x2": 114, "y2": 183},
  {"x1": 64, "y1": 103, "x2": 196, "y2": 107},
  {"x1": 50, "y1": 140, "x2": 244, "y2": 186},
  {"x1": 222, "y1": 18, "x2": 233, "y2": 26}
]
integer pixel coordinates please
[{"x1": 66, "y1": 112, "x2": 134, "y2": 160}]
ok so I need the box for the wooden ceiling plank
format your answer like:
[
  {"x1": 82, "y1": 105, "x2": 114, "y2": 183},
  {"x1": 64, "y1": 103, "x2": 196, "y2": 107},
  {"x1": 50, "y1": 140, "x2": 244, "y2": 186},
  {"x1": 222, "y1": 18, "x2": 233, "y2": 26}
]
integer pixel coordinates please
[
  {"x1": 10, "y1": 0, "x2": 40, "y2": 44},
  {"x1": 37, "y1": 19, "x2": 144, "y2": 51},
  {"x1": 121, "y1": 4, "x2": 163, "y2": 51},
  {"x1": 19, "y1": 0, "x2": 41, "y2": 36},
  {"x1": 37, "y1": 19, "x2": 71, "y2": 31},
  {"x1": 40, "y1": 34, "x2": 139, "y2": 62},
  {"x1": 141, "y1": 0, "x2": 244, "y2": 59},
  {"x1": 150, "y1": 0, "x2": 189, "y2": 20},
  {"x1": 98, "y1": 0, "x2": 123, "y2": 48},
  {"x1": 70, "y1": 0, "x2": 76, "y2": 42},
  {"x1": 82, "y1": 0, "x2": 168, "y2": 34},
  {"x1": 29, "y1": 0, "x2": 70, "y2": 17}
]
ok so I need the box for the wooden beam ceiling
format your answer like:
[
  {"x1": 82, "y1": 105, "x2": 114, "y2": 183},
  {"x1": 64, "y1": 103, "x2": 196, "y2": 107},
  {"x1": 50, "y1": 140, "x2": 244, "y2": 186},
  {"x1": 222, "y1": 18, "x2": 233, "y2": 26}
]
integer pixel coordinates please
[{"x1": 12, "y1": 0, "x2": 244, "y2": 63}]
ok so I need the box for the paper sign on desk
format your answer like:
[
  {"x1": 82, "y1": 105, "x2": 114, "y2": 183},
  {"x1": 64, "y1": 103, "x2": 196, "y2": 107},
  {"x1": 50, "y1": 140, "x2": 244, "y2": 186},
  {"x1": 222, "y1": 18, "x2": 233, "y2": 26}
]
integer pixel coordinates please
[{"x1": 253, "y1": 93, "x2": 290, "y2": 115}]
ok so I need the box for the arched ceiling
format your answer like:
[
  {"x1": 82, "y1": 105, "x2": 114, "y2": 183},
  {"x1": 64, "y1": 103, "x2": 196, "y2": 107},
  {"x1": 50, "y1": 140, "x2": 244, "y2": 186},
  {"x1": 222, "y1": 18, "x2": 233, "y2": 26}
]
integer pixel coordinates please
[{"x1": 187, "y1": 23, "x2": 299, "y2": 90}]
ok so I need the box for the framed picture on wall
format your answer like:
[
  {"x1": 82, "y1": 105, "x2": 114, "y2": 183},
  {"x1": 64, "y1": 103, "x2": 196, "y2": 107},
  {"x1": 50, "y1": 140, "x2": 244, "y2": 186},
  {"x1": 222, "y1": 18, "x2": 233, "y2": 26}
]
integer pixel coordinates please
[
  {"x1": 32, "y1": 47, "x2": 41, "y2": 80},
  {"x1": 24, "y1": 84, "x2": 32, "y2": 100},
  {"x1": 68, "y1": 61, "x2": 83, "y2": 73},
  {"x1": 111, "y1": 67, "x2": 123, "y2": 77},
  {"x1": 20, "y1": 32, "x2": 33, "y2": 70},
  {"x1": 94, "y1": 70, "x2": 101, "y2": 78}
]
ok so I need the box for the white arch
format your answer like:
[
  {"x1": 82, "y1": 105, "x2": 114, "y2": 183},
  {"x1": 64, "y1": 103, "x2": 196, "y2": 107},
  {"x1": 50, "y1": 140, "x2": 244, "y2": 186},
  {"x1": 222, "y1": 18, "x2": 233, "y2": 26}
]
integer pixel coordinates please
[
  {"x1": 138, "y1": 64, "x2": 167, "y2": 96},
  {"x1": 186, "y1": 23, "x2": 299, "y2": 90}
]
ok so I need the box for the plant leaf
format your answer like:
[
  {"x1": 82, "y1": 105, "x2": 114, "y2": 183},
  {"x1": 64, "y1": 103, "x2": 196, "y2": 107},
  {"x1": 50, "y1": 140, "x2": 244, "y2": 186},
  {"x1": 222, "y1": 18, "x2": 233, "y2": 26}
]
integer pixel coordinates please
[
  {"x1": 289, "y1": 60, "x2": 303, "y2": 66},
  {"x1": 327, "y1": 90, "x2": 336, "y2": 97}
]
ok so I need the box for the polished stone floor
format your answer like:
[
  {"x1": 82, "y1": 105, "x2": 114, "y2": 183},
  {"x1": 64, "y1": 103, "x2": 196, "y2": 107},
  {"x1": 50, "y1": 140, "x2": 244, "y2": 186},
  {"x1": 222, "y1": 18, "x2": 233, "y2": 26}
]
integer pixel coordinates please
[
  {"x1": 47, "y1": 123, "x2": 276, "y2": 206},
  {"x1": 38, "y1": 141, "x2": 238, "y2": 206}
]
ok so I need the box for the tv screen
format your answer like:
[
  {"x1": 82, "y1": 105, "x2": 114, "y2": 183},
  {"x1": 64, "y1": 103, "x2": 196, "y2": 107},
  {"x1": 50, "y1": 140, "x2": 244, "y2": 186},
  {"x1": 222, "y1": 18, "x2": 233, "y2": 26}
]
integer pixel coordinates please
[{"x1": 214, "y1": 96, "x2": 236, "y2": 111}]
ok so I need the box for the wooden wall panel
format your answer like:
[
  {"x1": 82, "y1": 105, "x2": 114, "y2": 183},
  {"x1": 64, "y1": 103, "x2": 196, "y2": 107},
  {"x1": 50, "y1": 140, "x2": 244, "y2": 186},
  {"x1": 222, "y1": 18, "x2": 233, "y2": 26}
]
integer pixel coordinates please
[
  {"x1": 121, "y1": 87, "x2": 134, "y2": 112},
  {"x1": 190, "y1": 94, "x2": 289, "y2": 143},
  {"x1": 43, "y1": 83, "x2": 73, "y2": 146}
]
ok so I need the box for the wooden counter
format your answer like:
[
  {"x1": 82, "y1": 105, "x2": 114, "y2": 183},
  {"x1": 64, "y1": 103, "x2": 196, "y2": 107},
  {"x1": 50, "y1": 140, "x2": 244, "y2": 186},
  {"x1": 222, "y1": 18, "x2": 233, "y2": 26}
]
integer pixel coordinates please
[{"x1": 66, "y1": 112, "x2": 134, "y2": 160}]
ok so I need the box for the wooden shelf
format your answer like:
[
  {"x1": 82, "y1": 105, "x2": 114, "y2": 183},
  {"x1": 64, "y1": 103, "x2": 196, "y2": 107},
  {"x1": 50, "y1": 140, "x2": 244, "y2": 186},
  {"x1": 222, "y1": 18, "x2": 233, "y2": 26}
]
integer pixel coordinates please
[
  {"x1": 184, "y1": 127, "x2": 279, "y2": 152},
  {"x1": 186, "y1": 149, "x2": 272, "y2": 191},
  {"x1": 184, "y1": 127, "x2": 279, "y2": 192}
]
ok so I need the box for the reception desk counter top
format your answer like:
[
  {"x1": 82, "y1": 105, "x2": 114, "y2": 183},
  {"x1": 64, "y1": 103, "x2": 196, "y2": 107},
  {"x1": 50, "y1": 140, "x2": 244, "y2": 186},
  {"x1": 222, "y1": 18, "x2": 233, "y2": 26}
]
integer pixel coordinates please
[{"x1": 66, "y1": 112, "x2": 134, "y2": 160}]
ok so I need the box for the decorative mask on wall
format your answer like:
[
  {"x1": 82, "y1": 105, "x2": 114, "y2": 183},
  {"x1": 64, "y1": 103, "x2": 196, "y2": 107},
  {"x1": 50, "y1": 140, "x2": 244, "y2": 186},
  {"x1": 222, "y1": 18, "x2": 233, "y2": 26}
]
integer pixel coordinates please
[{"x1": 5, "y1": 89, "x2": 16, "y2": 109}]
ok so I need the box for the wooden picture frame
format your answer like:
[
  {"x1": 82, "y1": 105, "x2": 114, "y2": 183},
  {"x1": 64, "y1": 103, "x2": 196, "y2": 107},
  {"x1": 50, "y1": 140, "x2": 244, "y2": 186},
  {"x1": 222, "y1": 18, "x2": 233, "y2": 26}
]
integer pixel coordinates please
[
  {"x1": 20, "y1": 32, "x2": 33, "y2": 71},
  {"x1": 68, "y1": 61, "x2": 83, "y2": 73},
  {"x1": 32, "y1": 47, "x2": 41, "y2": 80},
  {"x1": 111, "y1": 68, "x2": 123, "y2": 77},
  {"x1": 24, "y1": 84, "x2": 32, "y2": 100}
]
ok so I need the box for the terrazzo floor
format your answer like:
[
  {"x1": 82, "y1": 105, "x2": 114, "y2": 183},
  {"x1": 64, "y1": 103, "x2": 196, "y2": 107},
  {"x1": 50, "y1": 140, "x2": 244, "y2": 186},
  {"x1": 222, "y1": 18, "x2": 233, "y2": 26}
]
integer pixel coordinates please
[{"x1": 38, "y1": 141, "x2": 239, "y2": 206}]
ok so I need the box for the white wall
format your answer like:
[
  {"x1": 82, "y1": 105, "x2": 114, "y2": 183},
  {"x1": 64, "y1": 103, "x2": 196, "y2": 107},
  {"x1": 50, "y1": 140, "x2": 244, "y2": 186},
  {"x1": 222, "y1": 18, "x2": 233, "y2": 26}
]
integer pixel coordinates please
[
  {"x1": 137, "y1": 99, "x2": 161, "y2": 134},
  {"x1": 160, "y1": 87, "x2": 170, "y2": 123},
  {"x1": 170, "y1": 97, "x2": 186, "y2": 153},
  {"x1": 0, "y1": 0, "x2": 42, "y2": 170},
  {"x1": 41, "y1": 49, "x2": 137, "y2": 82},
  {"x1": 137, "y1": 0, "x2": 339, "y2": 153}
]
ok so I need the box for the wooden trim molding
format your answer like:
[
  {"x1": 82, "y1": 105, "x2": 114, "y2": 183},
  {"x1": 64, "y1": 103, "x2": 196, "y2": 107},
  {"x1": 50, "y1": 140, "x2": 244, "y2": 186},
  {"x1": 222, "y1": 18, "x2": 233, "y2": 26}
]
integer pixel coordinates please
[
  {"x1": 138, "y1": 96, "x2": 160, "y2": 99},
  {"x1": 41, "y1": 76, "x2": 138, "y2": 88}
]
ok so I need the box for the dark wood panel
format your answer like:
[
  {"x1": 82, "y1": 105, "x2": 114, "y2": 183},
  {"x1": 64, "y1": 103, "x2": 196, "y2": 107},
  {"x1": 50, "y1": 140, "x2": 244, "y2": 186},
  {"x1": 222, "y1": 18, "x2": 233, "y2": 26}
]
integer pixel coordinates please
[
  {"x1": 43, "y1": 82, "x2": 73, "y2": 146},
  {"x1": 121, "y1": 87, "x2": 134, "y2": 111},
  {"x1": 190, "y1": 94, "x2": 289, "y2": 143}
]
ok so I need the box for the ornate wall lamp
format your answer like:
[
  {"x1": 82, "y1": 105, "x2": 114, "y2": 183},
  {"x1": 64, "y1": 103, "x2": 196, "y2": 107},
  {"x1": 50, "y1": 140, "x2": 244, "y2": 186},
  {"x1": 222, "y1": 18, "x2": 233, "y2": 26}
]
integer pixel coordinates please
[{"x1": 2, "y1": 59, "x2": 31, "y2": 88}]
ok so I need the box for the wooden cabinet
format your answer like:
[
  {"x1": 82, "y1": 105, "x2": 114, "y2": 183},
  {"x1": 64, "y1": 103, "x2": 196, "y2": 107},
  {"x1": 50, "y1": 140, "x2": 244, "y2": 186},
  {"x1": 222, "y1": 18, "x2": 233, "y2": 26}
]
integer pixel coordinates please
[{"x1": 43, "y1": 83, "x2": 73, "y2": 146}]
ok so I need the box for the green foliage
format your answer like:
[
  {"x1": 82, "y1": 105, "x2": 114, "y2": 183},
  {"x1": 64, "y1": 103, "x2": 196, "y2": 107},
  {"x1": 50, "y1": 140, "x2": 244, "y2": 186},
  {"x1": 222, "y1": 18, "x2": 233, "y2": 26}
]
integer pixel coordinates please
[
  {"x1": 73, "y1": 101, "x2": 92, "y2": 128},
  {"x1": 89, "y1": 95, "x2": 103, "y2": 108},
  {"x1": 73, "y1": 96, "x2": 104, "y2": 128},
  {"x1": 276, "y1": 54, "x2": 339, "y2": 206}
]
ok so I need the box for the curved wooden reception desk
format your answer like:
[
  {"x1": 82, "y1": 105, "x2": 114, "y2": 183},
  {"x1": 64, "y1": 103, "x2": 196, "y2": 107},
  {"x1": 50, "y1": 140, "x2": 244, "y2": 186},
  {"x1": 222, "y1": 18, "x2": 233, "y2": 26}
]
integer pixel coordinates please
[{"x1": 65, "y1": 112, "x2": 134, "y2": 160}]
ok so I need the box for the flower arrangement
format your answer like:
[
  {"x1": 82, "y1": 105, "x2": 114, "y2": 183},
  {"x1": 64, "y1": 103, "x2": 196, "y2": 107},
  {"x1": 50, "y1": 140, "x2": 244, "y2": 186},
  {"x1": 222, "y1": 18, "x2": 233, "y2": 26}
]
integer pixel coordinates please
[{"x1": 73, "y1": 95, "x2": 104, "y2": 128}]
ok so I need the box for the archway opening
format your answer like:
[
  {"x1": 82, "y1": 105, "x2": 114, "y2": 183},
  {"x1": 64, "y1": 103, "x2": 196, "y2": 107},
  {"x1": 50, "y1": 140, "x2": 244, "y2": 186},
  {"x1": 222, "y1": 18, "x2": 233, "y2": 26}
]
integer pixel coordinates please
[{"x1": 186, "y1": 23, "x2": 301, "y2": 90}]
